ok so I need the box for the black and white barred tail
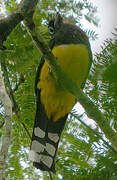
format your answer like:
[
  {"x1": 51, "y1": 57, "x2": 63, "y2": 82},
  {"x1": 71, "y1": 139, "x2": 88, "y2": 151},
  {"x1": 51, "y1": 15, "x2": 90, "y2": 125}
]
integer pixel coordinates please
[{"x1": 29, "y1": 101, "x2": 67, "y2": 173}]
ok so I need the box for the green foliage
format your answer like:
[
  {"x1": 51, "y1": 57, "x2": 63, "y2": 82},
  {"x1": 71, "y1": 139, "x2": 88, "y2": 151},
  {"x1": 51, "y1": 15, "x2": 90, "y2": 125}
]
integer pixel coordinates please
[
  {"x1": 88, "y1": 30, "x2": 117, "y2": 132},
  {"x1": 53, "y1": 111, "x2": 117, "y2": 179},
  {"x1": 86, "y1": 29, "x2": 98, "y2": 40},
  {"x1": 1, "y1": 0, "x2": 117, "y2": 179}
]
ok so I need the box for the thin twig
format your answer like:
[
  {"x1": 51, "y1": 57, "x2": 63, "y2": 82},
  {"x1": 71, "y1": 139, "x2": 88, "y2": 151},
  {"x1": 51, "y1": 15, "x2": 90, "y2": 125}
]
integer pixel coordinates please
[
  {"x1": 13, "y1": 73, "x2": 25, "y2": 92},
  {"x1": 48, "y1": 171, "x2": 53, "y2": 180},
  {"x1": 21, "y1": 122, "x2": 31, "y2": 140},
  {"x1": 0, "y1": 121, "x2": 5, "y2": 129}
]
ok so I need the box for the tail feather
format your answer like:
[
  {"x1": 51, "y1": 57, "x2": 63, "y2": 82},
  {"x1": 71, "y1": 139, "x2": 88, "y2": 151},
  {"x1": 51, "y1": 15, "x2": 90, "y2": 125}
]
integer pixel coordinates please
[{"x1": 29, "y1": 102, "x2": 67, "y2": 173}]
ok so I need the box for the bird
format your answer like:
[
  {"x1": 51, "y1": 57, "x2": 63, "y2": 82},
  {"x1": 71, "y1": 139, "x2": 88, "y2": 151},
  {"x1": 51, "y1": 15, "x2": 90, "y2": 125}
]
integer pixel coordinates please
[{"x1": 29, "y1": 13, "x2": 92, "y2": 173}]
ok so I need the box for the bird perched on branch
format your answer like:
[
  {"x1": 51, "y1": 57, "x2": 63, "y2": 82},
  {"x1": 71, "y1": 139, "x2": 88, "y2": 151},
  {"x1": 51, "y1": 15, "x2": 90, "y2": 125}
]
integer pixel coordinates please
[{"x1": 29, "y1": 13, "x2": 92, "y2": 173}]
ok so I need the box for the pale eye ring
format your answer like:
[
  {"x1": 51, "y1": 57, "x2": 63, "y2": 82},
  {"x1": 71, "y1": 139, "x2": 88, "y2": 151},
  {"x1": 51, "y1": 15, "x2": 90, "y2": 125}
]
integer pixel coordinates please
[{"x1": 48, "y1": 26, "x2": 55, "y2": 35}]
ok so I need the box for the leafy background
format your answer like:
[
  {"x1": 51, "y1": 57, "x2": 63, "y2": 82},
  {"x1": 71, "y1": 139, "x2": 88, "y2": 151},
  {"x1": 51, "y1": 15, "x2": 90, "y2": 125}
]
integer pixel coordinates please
[{"x1": 0, "y1": 0, "x2": 117, "y2": 179}]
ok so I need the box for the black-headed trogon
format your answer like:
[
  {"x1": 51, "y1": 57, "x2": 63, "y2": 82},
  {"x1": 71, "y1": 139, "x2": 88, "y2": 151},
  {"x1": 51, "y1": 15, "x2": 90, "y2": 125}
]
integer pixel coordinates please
[{"x1": 29, "y1": 14, "x2": 92, "y2": 173}]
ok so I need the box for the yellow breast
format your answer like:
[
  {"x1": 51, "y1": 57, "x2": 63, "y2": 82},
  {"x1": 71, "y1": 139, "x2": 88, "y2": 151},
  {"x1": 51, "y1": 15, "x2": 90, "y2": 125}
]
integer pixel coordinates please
[{"x1": 37, "y1": 44, "x2": 90, "y2": 122}]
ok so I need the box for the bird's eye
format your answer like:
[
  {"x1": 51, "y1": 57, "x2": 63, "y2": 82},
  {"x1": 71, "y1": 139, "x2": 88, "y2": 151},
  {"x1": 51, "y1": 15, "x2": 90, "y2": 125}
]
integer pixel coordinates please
[{"x1": 48, "y1": 26, "x2": 55, "y2": 35}]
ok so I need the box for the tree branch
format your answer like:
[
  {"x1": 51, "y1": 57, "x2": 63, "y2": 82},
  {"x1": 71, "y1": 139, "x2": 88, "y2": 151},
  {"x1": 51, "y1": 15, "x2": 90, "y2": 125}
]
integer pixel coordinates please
[
  {"x1": 25, "y1": 16, "x2": 117, "y2": 153},
  {"x1": 0, "y1": 1, "x2": 12, "y2": 179},
  {"x1": 1, "y1": 60, "x2": 19, "y2": 112},
  {"x1": 0, "y1": 0, "x2": 38, "y2": 50},
  {"x1": 0, "y1": 64, "x2": 12, "y2": 179}
]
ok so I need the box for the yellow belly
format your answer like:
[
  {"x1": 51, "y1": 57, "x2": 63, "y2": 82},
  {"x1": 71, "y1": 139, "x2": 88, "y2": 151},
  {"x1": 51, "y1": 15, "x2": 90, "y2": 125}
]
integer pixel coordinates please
[{"x1": 37, "y1": 44, "x2": 90, "y2": 122}]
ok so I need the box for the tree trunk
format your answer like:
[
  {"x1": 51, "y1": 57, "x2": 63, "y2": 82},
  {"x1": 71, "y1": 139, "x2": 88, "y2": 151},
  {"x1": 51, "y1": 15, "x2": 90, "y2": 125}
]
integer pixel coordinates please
[{"x1": 0, "y1": 1, "x2": 12, "y2": 179}]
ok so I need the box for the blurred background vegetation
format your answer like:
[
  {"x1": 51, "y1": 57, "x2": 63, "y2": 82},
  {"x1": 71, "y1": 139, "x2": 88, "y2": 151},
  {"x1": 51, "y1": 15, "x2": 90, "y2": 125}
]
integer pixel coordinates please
[{"x1": 0, "y1": 0, "x2": 117, "y2": 179}]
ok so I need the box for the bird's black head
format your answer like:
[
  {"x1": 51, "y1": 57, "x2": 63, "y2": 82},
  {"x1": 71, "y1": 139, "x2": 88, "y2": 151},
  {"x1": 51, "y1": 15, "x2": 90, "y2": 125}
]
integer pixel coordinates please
[
  {"x1": 48, "y1": 13, "x2": 63, "y2": 36},
  {"x1": 48, "y1": 13, "x2": 89, "y2": 49}
]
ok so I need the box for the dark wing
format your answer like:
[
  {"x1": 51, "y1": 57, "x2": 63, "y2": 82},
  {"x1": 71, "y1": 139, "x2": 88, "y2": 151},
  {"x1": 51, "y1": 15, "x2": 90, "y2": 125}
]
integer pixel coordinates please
[{"x1": 35, "y1": 56, "x2": 45, "y2": 95}]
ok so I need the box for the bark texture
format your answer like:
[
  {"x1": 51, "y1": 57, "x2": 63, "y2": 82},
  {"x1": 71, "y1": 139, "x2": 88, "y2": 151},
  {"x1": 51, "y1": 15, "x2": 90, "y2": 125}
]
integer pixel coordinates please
[{"x1": 0, "y1": 65, "x2": 12, "y2": 180}]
